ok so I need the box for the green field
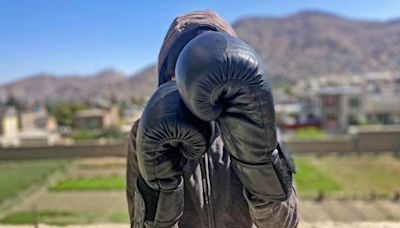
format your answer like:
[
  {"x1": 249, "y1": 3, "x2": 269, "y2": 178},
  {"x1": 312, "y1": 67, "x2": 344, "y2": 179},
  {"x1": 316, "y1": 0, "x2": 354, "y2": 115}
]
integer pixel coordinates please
[
  {"x1": 0, "y1": 210, "x2": 75, "y2": 226},
  {"x1": 294, "y1": 156, "x2": 342, "y2": 197},
  {"x1": 109, "y1": 210, "x2": 130, "y2": 223},
  {"x1": 50, "y1": 175, "x2": 125, "y2": 191},
  {"x1": 293, "y1": 154, "x2": 400, "y2": 198},
  {"x1": 1, "y1": 155, "x2": 400, "y2": 225},
  {"x1": 0, "y1": 159, "x2": 69, "y2": 204}
]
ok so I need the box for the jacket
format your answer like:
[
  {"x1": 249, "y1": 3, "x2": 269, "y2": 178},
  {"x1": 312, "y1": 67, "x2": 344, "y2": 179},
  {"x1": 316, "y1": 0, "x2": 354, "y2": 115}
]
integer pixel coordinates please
[
  {"x1": 126, "y1": 9, "x2": 299, "y2": 228},
  {"x1": 126, "y1": 120, "x2": 298, "y2": 227}
]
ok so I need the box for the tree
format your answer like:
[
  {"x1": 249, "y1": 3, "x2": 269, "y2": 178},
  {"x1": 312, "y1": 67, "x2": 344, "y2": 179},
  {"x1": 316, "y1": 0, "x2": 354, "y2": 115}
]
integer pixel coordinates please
[
  {"x1": 5, "y1": 94, "x2": 25, "y2": 111},
  {"x1": 48, "y1": 102, "x2": 86, "y2": 127}
]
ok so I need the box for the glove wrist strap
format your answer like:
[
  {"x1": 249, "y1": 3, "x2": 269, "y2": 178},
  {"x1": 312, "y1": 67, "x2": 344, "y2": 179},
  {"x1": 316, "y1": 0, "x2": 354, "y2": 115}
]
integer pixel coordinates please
[
  {"x1": 232, "y1": 143, "x2": 294, "y2": 204},
  {"x1": 135, "y1": 175, "x2": 184, "y2": 227}
]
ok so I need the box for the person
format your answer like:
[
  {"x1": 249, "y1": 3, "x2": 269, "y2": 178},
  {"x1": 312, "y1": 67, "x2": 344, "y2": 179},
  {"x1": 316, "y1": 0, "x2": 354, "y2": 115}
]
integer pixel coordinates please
[{"x1": 126, "y1": 10, "x2": 299, "y2": 228}]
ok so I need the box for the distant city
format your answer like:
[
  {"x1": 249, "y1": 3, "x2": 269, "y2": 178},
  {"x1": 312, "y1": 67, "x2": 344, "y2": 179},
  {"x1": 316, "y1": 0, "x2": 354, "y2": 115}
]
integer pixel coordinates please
[
  {"x1": 1, "y1": 11, "x2": 400, "y2": 148},
  {"x1": 274, "y1": 71, "x2": 400, "y2": 133},
  {"x1": 0, "y1": 70, "x2": 399, "y2": 148},
  {"x1": 0, "y1": 98, "x2": 143, "y2": 147}
]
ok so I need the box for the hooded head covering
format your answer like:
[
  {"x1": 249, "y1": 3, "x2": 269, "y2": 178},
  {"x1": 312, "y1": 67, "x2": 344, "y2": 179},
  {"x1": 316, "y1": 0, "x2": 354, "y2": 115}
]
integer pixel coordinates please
[{"x1": 157, "y1": 9, "x2": 237, "y2": 86}]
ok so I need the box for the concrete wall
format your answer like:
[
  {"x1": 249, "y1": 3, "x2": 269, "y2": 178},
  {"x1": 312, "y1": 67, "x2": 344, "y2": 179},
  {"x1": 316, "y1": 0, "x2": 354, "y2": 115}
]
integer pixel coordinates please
[
  {"x1": 284, "y1": 137, "x2": 355, "y2": 154},
  {"x1": 285, "y1": 126, "x2": 400, "y2": 153},
  {"x1": 0, "y1": 141, "x2": 128, "y2": 160},
  {"x1": 1, "y1": 127, "x2": 399, "y2": 160},
  {"x1": 354, "y1": 130, "x2": 400, "y2": 152}
]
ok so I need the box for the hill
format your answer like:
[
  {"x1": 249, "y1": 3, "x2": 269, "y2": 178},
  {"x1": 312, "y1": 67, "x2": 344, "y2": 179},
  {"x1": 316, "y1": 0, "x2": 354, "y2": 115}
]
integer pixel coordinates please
[
  {"x1": 234, "y1": 10, "x2": 400, "y2": 78},
  {"x1": 0, "y1": 66, "x2": 157, "y2": 102},
  {"x1": 1, "y1": 10, "x2": 399, "y2": 102}
]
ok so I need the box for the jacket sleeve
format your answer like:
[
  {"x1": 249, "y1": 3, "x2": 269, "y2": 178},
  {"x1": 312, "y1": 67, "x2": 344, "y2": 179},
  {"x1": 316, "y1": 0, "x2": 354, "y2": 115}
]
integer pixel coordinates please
[
  {"x1": 126, "y1": 119, "x2": 140, "y2": 226},
  {"x1": 246, "y1": 186, "x2": 299, "y2": 228},
  {"x1": 243, "y1": 139, "x2": 299, "y2": 228}
]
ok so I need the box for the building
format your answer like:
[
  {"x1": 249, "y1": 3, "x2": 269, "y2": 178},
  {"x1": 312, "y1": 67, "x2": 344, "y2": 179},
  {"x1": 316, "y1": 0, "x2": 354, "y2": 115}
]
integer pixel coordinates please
[
  {"x1": 73, "y1": 105, "x2": 119, "y2": 130},
  {"x1": 18, "y1": 105, "x2": 60, "y2": 146},
  {"x1": 363, "y1": 94, "x2": 400, "y2": 125},
  {"x1": 0, "y1": 106, "x2": 19, "y2": 147},
  {"x1": 20, "y1": 105, "x2": 57, "y2": 132},
  {"x1": 120, "y1": 105, "x2": 143, "y2": 133},
  {"x1": 319, "y1": 85, "x2": 400, "y2": 132}
]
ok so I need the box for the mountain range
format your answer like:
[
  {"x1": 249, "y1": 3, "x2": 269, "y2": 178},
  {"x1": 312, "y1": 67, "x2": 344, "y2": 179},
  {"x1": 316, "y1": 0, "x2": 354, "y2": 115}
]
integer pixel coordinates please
[{"x1": 1, "y1": 10, "x2": 399, "y2": 102}]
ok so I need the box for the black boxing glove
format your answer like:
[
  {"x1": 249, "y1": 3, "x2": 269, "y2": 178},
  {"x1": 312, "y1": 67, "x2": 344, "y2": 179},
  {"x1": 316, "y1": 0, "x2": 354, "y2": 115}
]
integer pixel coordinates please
[
  {"x1": 175, "y1": 31, "x2": 296, "y2": 204},
  {"x1": 134, "y1": 81, "x2": 212, "y2": 227}
]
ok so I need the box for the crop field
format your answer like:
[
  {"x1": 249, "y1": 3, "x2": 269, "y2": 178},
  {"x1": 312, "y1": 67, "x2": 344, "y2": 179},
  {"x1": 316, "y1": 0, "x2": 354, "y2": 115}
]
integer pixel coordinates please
[
  {"x1": 0, "y1": 154, "x2": 399, "y2": 226},
  {"x1": 0, "y1": 159, "x2": 69, "y2": 204},
  {"x1": 294, "y1": 154, "x2": 400, "y2": 199},
  {"x1": 50, "y1": 176, "x2": 125, "y2": 191},
  {"x1": 0, "y1": 157, "x2": 129, "y2": 226}
]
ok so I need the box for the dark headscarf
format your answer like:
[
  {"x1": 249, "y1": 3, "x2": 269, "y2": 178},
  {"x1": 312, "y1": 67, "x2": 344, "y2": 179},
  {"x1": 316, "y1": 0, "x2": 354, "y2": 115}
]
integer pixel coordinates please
[{"x1": 157, "y1": 9, "x2": 237, "y2": 86}]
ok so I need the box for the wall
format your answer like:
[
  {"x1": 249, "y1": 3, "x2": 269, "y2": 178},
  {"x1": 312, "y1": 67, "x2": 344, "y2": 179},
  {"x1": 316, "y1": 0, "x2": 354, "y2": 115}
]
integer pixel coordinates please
[
  {"x1": 0, "y1": 141, "x2": 128, "y2": 160},
  {"x1": 1, "y1": 127, "x2": 399, "y2": 160}
]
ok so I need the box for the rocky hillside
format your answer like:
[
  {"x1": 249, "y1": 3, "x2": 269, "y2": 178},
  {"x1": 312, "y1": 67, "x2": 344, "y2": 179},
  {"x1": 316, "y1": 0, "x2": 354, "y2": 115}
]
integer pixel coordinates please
[
  {"x1": 1, "y1": 10, "x2": 399, "y2": 102},
  {"x1": 0, "y1": 66, "x2": 157, "y2": 102},
  {"x1": 234, "y1": 10, "x2": 400, "y2": 78}
]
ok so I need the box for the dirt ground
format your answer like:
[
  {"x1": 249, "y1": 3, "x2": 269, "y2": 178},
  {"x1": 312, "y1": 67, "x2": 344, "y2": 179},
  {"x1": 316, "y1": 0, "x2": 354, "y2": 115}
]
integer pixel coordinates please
[
  {"x1": 9, "y1": 192, "x2": 400, "y2": 224},
  {"x1": 299, "y1": 199, "x2": 400, "y2": 222},
  {"x1": 1, "y1": 222, "x2": 400, "y2": 228},
  {"x1": 1, "y1": 158, "x2": 129, "y2": 225},
  {"x1": 11, "y1": 190, "x2": 128, "y2": 224},
  {"x1": 300, "y1": 222, "x2": 400, "y2": 228},
  {"x1": 2, "y1": 157, "x2": 400, "y2": 227}
]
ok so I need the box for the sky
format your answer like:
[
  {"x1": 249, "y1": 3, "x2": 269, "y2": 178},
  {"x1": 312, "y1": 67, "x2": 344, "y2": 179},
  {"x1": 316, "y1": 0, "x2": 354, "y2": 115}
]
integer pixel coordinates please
[{"x1": 1, "y1": 0, "x2": 400, "y2": 84}]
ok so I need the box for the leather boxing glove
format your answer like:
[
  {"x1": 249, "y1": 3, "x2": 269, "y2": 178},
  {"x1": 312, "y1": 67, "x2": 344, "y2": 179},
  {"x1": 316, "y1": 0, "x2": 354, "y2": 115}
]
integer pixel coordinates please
[
  {"x1": 175, "y1": 31, "x2": 296, "y2": 204},
  {"x1": 134, "y1": 81, "x2": 212, "y2": 227}
]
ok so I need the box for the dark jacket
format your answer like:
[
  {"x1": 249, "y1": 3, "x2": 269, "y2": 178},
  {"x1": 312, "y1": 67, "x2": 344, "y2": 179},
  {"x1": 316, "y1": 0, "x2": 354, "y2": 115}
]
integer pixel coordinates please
[
  {"x1": 127, "y1": 120, "x2": 298, "y2": 228},
  {"x1": 126, "y1": 10, "x2": 299, "y2": 228}
]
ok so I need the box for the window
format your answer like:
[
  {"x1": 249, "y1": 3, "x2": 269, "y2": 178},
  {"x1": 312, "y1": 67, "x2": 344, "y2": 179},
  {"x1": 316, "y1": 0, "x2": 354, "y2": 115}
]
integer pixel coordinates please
[
  {"x1": 348, "y1": 115, "x2": 360, "y2": 125},
  {"x1": 327, "y1": 115, "x2": 337, "y2": 128},
  {"x1": 349, "y1": 98, "x2": 360, "y2": 108},
  {"x1": 377, "y1": 113, "x2": 390, "y2": 124},
  {"x1": 324, "y1": 96, "x2": 337, "y2": 108}
]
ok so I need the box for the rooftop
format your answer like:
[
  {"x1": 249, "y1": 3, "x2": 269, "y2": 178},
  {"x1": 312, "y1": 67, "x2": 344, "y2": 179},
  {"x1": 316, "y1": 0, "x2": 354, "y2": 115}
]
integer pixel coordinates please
[
  {"x1": 318, "y1": 85, "x2": 363, "y2": 95},
  {"x1": 74, "y1": 109, "x2": 105, "y2": 118}
]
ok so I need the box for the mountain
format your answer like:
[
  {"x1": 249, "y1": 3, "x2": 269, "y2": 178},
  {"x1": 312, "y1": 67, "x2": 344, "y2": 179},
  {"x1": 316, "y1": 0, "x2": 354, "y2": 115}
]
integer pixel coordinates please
[
  {"x1": 234, "y1": 10, "x2": 400, "y2": 78},
  {"x1": 0, "y1": 67, "x2": 157, "y2": 103},
  {"x1": 1, "y1": 10, "x2": 399, "y2": 102}
]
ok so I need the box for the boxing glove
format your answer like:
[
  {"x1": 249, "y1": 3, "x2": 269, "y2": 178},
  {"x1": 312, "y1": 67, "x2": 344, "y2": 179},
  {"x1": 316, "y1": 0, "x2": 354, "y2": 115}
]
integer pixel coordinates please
[
  {"x1": 134, "y1": 81, "x2": 212, "y2": 227},
  {"x1": 175, "y1": 31, "x2": 296, "y2": 204}
]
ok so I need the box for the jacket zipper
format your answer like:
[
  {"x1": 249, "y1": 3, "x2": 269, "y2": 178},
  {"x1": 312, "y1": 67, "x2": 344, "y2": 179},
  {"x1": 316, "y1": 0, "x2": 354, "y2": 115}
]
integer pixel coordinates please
[{"x1": 201, "y1": 152, "x2": 215, "y2": 228}]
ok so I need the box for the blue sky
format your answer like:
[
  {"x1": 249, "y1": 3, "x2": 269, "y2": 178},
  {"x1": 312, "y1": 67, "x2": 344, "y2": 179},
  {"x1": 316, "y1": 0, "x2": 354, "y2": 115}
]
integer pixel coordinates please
[{"x1": 1, "y1": 0, "x2": 399, "y2": 84}]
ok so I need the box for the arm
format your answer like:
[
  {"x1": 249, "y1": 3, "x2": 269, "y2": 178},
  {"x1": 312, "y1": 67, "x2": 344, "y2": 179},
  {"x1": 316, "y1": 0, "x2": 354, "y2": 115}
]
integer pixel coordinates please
[
  {"x1": 247, "y1": 187, "x2": 299, "y2": 227},
  {"x1": 126, "y1": 119, "x2": 140, "y2": 227},
  {"x1": 176, "y1": 31, "x2": 298, "y2": 227},
  {"x1": 134, "y1": 81, "x2": 211, "y2": 227}
]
